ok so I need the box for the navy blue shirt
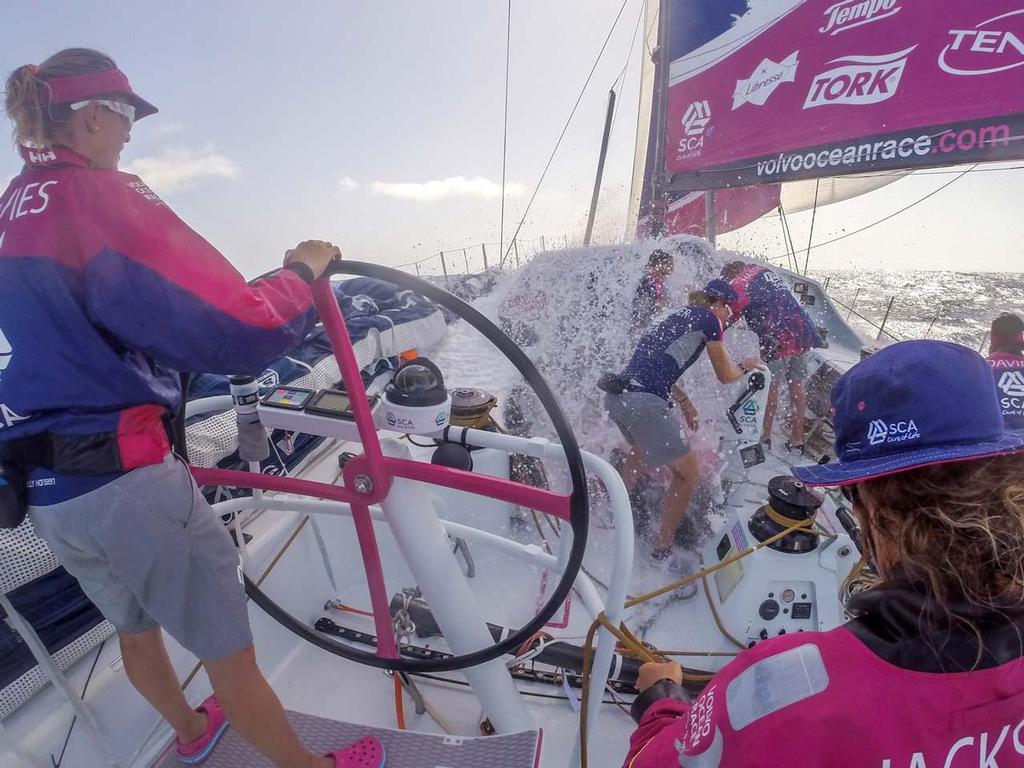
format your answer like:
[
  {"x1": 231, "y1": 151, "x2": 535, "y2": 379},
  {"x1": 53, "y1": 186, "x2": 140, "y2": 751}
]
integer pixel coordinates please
[
  {"x1": 988, "y1": 351, "x2": 1024, "y2": 430},
  {"x1": 622, "y1": 306, "x2": 724, "y2": 400},
  {"x1": 729, "y1": 265, "x2": 823, "y2": 361}
]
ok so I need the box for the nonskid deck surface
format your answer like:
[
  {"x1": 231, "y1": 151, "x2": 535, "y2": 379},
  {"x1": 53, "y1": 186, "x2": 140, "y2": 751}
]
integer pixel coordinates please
[{"x1": 152, "y1": 711, "x2": 540, "y2": 768}]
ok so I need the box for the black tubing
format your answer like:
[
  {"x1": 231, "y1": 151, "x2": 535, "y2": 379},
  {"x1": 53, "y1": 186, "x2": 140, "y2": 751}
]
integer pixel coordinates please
[{"x1": 243, "y1": 261, "x2": 589, "y2": 672}]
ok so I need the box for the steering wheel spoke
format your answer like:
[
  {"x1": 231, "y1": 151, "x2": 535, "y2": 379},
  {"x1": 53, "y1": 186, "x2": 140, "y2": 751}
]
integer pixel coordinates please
[{"x1": 201, "y1": 261, "x2": 589, "y2": 672}]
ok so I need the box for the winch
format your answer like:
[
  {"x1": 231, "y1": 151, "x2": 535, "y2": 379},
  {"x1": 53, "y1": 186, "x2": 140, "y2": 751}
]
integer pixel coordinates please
[
  {"x1": 747, "y1": 475, "x2": 824, "y2": 553},
  {"x1": 448, "y1": 387, "x2": 500, "y2": 430}
]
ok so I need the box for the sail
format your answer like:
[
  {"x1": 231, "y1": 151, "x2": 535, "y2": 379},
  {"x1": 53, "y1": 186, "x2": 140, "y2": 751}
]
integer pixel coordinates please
[
  {"x1": 626, "y1": 0, "x2": 662, "y2": 236},
  {"x1": 664, "y1": 1, "x2": 1024, "y2": 192},
  {"x1": 780, "y1": 169, "x2": 911, "y2": 213}
]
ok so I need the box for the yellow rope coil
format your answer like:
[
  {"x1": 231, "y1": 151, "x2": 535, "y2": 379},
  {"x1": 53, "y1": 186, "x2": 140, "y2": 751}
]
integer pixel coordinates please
[{"x1": 763, "y1": 502, "x2": 814, "y2": 529}]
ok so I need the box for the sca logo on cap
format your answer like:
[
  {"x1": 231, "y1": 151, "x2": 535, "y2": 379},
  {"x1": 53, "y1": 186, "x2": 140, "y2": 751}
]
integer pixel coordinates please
[
  {"x1": 868, "y1": 418, "x2": 920, "y2": 446},
  {"x1": 998, "y1": 370, "x2": 1024, "y2": 398}
]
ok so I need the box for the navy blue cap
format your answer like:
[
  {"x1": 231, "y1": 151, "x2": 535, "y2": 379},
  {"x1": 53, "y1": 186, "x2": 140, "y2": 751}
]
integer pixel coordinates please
[
  {"x1": 794, "y1": 340, "x2": 1024, "y2": 486},
  {"x1": 704, "y1": 279, "x2": 738, "y2": 303}
]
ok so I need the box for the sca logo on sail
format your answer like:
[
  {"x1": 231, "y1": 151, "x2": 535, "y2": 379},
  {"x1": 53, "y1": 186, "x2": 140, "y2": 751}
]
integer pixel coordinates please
[
  {"x1": 938, "y1": 8, "x2": 1024, "y2": 76},
  {"x1": 678, "y1": 100, "x2": 711, "y2": 158}
]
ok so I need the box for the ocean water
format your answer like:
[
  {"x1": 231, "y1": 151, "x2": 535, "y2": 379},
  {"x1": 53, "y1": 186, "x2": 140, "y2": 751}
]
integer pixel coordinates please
[{"x1": 813, "y1": 269, "x2": 1024, "y2": 350}]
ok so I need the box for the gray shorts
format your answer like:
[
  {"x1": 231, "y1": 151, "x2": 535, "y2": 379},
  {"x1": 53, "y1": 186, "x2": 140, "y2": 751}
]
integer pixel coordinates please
[
  {"x1": 28, "y1": 454, "x2": 252, "y2": 661},
  {"x1": 604, "y1": 391, "x2": 690, "y2": 467},
  {"x1": 768, "y1": 352, "x2": 809, "y2": 383}
]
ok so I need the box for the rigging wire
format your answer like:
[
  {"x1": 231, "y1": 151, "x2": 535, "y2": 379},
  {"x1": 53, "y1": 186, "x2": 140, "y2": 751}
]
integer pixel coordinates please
[
  {"x1": 501, "y1": 0, "x2": 633, "y2": 264},
  {"x1": 642, "y1": 0, "x2": 657, "y2": 59},
  {"x1": 607, "y1": 0, "x2": 645, "y2": 149},
  {"x1": 771, "y1": 164, "x2": 978, "y2": 264},
  {"x1": 802, "y1": 178, "x2": 821, "y2": 275},
  {"x1": 499, "y1": 0, "x2": 512, "y2": 268},
  {"x1": 612, "y1": 1, "x2": 645, "y2": 93},
  {"x1": 777, "y1": 205, "x2": 798, "y2": 273},
  {"x1": 812, "y1": 164, "x2": 1024, "y2": 180}
]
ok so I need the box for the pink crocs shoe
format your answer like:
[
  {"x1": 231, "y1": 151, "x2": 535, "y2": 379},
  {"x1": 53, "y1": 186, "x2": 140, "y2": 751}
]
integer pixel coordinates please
[
  {"x1": 176, "y1": 695, "x2": 229, "y2": 765},
  {"x1": 327, "y1": 736, "x2": 386, "y2": 768}
]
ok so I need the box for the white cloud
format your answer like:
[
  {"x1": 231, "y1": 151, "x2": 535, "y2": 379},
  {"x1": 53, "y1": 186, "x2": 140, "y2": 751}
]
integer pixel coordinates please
[
  {"x1": 338, "y1": 176, "x2": 359, "y2": 191},
  {"x1": 370, "y1": 176, "x2": 525, "y2": 203},
  {"x1": 123, "y1": 145, "x2": 239, "y2": 194}
]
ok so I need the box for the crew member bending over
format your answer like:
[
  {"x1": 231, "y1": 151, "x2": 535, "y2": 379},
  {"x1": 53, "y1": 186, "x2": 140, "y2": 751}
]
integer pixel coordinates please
[
  {"x1": 0, "y1": 50, "x2": 381, "y2": 767},
  {"x1": 631, "y1": 249, "x2": 675, "y2": 331},
  {"x1": 722, "y1": 260, "x2": 824, "y2": 454},
  {"x1": 623, "y1": 340, "x2": 1024, "y2": 768},
  {"x1": 601, "y1": 280, "x2": 761, "y2": 564},
  {"x1": 987, "y1": 312, "x2": 1024, "y2": 430}
]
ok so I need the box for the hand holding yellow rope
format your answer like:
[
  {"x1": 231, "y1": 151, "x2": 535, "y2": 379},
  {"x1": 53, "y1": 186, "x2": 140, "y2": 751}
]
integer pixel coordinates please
[{"x1": 578, "y1": 517, "x2": 827, "y2": 768}]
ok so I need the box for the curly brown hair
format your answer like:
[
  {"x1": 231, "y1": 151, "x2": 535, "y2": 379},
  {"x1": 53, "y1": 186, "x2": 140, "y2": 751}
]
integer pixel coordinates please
[
  {"x1": 856, "y1": 453, "x2": 1024, "y2": 611},
  {"x1": 4, "y1": 48, "x2": 117, "y2": 147}
]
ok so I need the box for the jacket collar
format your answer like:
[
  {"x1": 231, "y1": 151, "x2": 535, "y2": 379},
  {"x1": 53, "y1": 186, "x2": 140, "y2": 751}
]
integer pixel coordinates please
[
  {"x1": 19, "y1": 144, "x2": 92, "y2": 169},
  {"x1": 846, "y1": 574, "x2": 1024, "y2": 673}
]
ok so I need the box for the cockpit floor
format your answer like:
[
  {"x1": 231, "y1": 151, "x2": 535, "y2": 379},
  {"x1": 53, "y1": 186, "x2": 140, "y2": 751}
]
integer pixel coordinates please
[{"x1": 151, "y1": 709, "x2": 541, "y2": 768}]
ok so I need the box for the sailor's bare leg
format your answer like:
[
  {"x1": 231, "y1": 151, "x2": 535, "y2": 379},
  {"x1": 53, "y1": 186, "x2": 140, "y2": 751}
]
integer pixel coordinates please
[
  {"x1": 653, "y1": 451, "x2": 699, "y2": 550},
  {"x1": 620, "y1": 445, "x2": 647, "y2": 492},
  {"x1": 119, "y1": 628, "x2": 208, "y2": 743},
  {"x1": 788, "y1": 378, "x2": 807, "y2": 445},
  {"x1": 205, "y1": 644, "x2": 333, "y2": 768},
  {"x1": 761, "y1": 378, "x2": 781, "y2": 443}
]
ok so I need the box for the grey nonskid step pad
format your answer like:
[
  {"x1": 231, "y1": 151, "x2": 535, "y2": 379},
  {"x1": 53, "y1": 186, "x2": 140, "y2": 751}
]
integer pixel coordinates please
[{"x1": 153, "y1": 709, "x2": 541, "y2": 768}]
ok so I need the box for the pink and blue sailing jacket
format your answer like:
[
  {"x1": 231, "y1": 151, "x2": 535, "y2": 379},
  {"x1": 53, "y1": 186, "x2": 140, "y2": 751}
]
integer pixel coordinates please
[
  {"x1": 623, "y1": 582, "x2": 1024, "y2": 768},
  {"x1": 0, "y1": 145, "x2": 316, "y2": 503},
  {"x1": 727, "y1": 264, "x2": 823, "y2": 362}
]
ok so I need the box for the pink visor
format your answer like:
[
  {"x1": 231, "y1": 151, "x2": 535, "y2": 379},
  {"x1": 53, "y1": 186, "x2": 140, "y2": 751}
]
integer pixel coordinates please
[{"x1": 42, "y1": 68, "x2": 158, "y2": 120}]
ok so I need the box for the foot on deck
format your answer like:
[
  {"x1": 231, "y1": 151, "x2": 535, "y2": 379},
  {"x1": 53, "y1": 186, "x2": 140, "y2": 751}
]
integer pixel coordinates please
[
  {"x1": 328, "y1": 736, "x2": 386, "y2": 767},
  {"x1": 176, "y1": 696, "x2": 229, "y2": 765}
]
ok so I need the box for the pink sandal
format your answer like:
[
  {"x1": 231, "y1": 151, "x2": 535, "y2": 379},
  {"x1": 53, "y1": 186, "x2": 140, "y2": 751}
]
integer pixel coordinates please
[
  {"x1": 176, "y1": 695, "x2": 229, "y2": 765},
  {"x1": 327, "y1": 736, "x2": 386, "y2": 767}
]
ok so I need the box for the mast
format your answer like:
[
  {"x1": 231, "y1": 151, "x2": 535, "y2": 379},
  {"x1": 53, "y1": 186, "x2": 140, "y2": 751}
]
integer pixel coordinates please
[{"x1": 648, "y1": 0, "x2": 672, "y2": 216}]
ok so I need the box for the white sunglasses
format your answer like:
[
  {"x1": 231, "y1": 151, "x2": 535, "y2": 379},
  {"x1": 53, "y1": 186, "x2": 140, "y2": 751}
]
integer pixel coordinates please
[{"x1": 69, "y1": 99, "x2": 135, "y2": 129}]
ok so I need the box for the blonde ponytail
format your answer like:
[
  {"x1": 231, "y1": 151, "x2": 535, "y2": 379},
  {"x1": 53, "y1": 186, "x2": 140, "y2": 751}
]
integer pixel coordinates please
[
  {"x1": 4, "y1": 48, "x2": 117, "y2": 147},
  {"x1": 4, "y1": 65, "x2": 47, "y2": 146},
  {"x1": 688, "y1": 290, "x2": 713, "y2": 308}
]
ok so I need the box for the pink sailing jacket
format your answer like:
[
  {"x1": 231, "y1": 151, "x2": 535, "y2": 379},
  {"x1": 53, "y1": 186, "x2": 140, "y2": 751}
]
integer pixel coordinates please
[
  {"x1": 624, "y1": 585, "x2": 1024, "y2": 768},
  {"x1": 0, "y1": 145, "x2": 315, "y2": 501}
]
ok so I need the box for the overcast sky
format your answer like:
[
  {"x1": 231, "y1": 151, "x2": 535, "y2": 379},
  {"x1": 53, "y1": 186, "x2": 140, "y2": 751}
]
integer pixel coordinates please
[{"x1": 2, "y1": 1, "x2": 1021, "y2": 278}]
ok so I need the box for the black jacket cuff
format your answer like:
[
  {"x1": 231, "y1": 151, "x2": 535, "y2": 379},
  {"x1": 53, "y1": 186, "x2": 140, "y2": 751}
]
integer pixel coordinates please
[
  {"x1": 631, "y1": 679, "x2": 689, "y2": 723},
  {"x1": 284, "y1": 261, "x2": 316, "y2": 285}
]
